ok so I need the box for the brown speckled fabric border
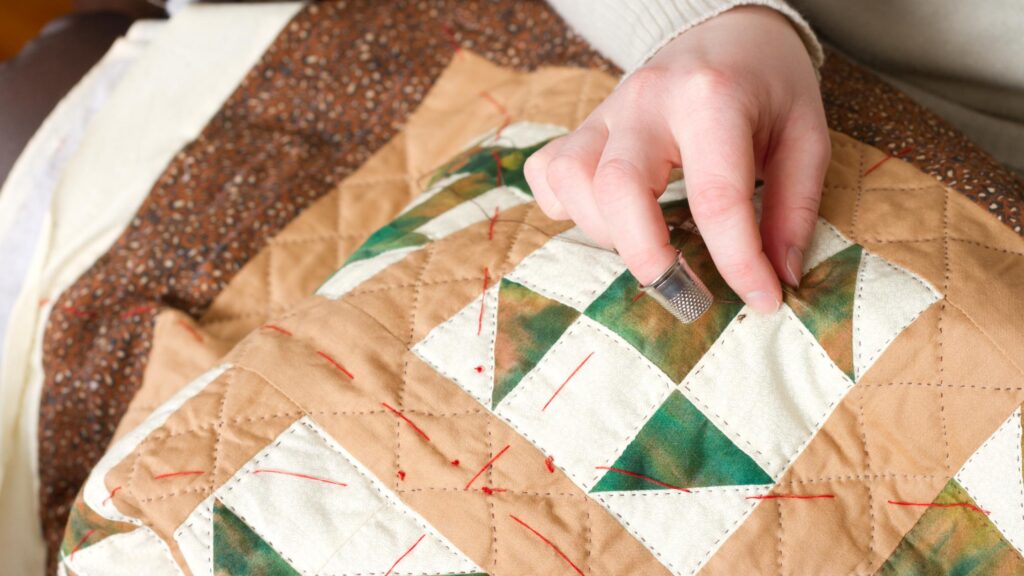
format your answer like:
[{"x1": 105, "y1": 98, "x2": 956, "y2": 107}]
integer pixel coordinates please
[{"x1": 38, "y1": 0, "x2": 1024, "y2": 566}]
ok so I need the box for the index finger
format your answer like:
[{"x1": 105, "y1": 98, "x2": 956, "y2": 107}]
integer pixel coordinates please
[{"x1": 675, "y1": 103, "x2": 781, "y2": 314}]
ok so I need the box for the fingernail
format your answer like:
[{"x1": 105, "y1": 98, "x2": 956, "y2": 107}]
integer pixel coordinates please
[
  {"x1": 785, "y1": 246, "x2": 803, "y2": 288},
  {"x1": 745, "y1": 290, "x2": 780, "y2": 314}
]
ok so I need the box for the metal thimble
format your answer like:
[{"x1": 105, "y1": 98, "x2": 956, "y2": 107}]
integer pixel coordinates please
[{"x1": 642, "y1": 251, "x2": 714, "y2": 324}]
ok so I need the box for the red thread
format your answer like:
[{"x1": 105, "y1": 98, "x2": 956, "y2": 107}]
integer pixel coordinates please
[
  {"x1": 70, "y1": 529, "x2": 95, "y2": 561},
  {"x1": 477, "y1": 267, "x2": 490, "y2": 336},
  {"x1": 65, "y1": 305, "x2": 93, "y2": 319},
  {"x1": 481, "y1": 486, "x2": 507, "y2": 495},
  {"x1": 120, "y1": 305, "x2": 154, "y2": 319},
  {"x1": 544, "y1": 455, "x2": 555, "y2": 473},
  {"x1": 251, "y1": 468, "x2": 347, "y2": 488},
  {"x1": 153, "y1": 470, "x2": 205, "y2": 481},
  {"x1": 317, "y1": 350, "x2": 355, "y2": 379},
  {"x1": 176, "y1": 319, "x2": 204, "y2": 343},
  {"x1": 261, "y1": 324, "x2": 293, "y2": 337},
  {"x1": 509, "y1": 514, "x2": 585, "y2": 576},
  {"x1": 491, "y1": 150, "x2": 505, "y2": 186},
  {"x1": 397, "y1": 470, "x2": 407, "y2": 481},
  {"x1": 474, "y1": 365, "x2": 484, "y2": 373},
  {"x1": 863, "y1": 145, "x2": 914, "y2": 175},
  {"x1": 479, "y1": 91, "x2": 511, "y2": 139},
  {"x1": 382, "y1": 402, "x2": 431, "y2": 442},
  {"x1": 465, "y1": 444, "x2": 511, "y2": 490},
  {"x1": 594, "y1": 466, "x2": 691, "y2": 492},
  {"x1": 441, "y1": 23, "x2": 462, "y2": 54},
  {"x1": 887, "y1": 500, "x2": 990, "y2": 515},
  {"x1": 542, "y1": 352, "x2": 594, "y2": 411},
  {"x1": 384, "y1": 534, "x2": 425, "y2": 576},
  {"x1": 102, "y1": 486, "x2": 122, "y2": 506},
  {"x1": 747, "y1": 494, "x2": 835, "y2": 501},
  {"x1": 631, "y1": 291, "x2": 645, "y2": 303},
  {"x1": 488, "y1": 207, "x2": 499, "y2": 240},
  {"x1": 451, "y1": 459, "x2": 460, "y2": 466}
]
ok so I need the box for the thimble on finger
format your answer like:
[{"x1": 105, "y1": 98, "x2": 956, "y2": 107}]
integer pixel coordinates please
[{"x1": 641, "y1": 251, "x2": 714, "y2": 324}]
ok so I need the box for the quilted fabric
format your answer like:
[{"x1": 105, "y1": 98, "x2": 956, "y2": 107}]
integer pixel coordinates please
[
  {"x1": 61, "y1": 53, "x2": 1024, "y2": 575},
  {"x1": 40, "y1": 1, "x2": 1024, "y2": 566}
]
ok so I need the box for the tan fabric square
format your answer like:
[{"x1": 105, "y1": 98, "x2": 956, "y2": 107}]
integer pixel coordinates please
[
  {"x1": 859, "y1": 384, "x2": 948, "y2": 477},
  {"x1": 857, "y1": 185, "x2": 947, "y2": 242}
]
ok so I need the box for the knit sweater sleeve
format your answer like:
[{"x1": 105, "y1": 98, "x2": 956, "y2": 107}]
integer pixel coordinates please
[{"x1": 546, "y1": 0, "x2": 824, "y2": 73}]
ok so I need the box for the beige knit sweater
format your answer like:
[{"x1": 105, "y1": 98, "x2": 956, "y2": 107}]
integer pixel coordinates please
[{"x1": 547, "y1": 0, "x2": 1024, "y2": 172}]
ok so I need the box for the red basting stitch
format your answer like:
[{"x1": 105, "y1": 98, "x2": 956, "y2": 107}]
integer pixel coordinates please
[
  {"x1": 631, "y1": 291, "x2": 645, "y2": 303},
  {"x1": 863, "y1": 145, "x2": 914, "y2": 176},
  {"x1": 385, "y1": 534, "x2": 425, "y2": 576},
  {"x1": 451, "y1": 459, "x2": 461, "y2": 466},
  {"x1": 488, "y1": 207, "x2": 499, "y2": 240},
  {"x1": 120, "y1": 304, "x2": 155, "y2": 319},
  {"x1": 477, "y1": 267, "x2": 490, "y2": 336},
  {"x1": 465, "y1": 444, "x2": 511, "y2": 490},
  {"x1": 101, "y1": 486, "x2": 122, "y2": 506},
  {"x1": 544, "y1": 455, "x2": 555, "y2": 473},
  {"x1": 317, "y1": 350, "x2": 355, "y2": 380},
  {"x1": 481, "y1": 486, "x2": 507, "y2": 495},
  {"x1": 65, "y1": 305, "x2": 93, "y2": 319},
  {"x1": 260, "y1": 324, "x2": 293, "y2": 337},
  {"x1": 594, "y1": 466, "x2": 691, "y2": 493},
  {"x1": 153, "y1": 470, "x2": 205, "y2": 481},
  {"x1": 887, "y1": 500, "x2": 990, "y2": 515},
  {"x1": 176, "y1": 319, "x2": 204, "y2": 343},
  {"x1": 491, "y1": 150, "x2": 505, "y2": 186},
  {"x1": 441, "y1": 23, "x2": 462, "y2": 54},
  {"x1": 381, "y1": 402, "x2": 431, "y2": 442},
  {"x1": 479, "y1": 90, "x2": 511, "y2": 139},
  {"x1": 542, "y1": 352, "x2": 594, "y2": 411},
  {"x1": 474, "y1": 365, "x2": 484, "y2": 373},
  {"x1": 251, "y1": 469, "x2": 347, "y2": 488},
  {"x1": 397, "y1": 470, "x2": 407, "y2": 481},
  {"x1": 69, "y1": 529, "x2": 95, "y2": 561},
  {"x1": 509, "y1": 514, "x2": 585, "y2": 576},
  {"x1": 747, "y1": 494, "x2": 835, "y2": 501}
]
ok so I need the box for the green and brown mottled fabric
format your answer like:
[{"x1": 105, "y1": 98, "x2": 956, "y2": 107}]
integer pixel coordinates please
[
  {"x1": 592, "y1": 390, "x2": 771, "y2": 492},
  {"x1": 877, "y1": 480, "x2": 1024, "y2": 575},
  {"x1": 785, "y1": 244, "x2": 862, "y2": 380},
  {"x1": 59, "y1": 496, "x2": 135, "y2": 560},
  {"x1": 585, "y1": 223, "x2": 744, "y2": 383},
  {"x1": 493, "y1": 278, "x2": 580, "y2": 407},
  {"x1": 213, "y1": 500, "x2": 300, "y2": 576}
]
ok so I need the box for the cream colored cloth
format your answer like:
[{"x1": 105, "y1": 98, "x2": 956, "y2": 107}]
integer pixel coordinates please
[
  {"x1": 0, "y1": 4, "x2": 301, "y2": 574},
  {"x1": 548, "y1": 0, "x2": 1024, "y2": 172}
]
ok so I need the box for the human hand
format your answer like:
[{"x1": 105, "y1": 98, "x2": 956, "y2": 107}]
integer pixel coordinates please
[{"x1": 524, "y1": 6, "x2": 829, "y2": 313}]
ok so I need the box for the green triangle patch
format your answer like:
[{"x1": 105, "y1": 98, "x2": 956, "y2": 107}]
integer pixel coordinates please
[
  {"x1": 493, "y1": 278, "x2": 580, "y2": 408},
  {"x1": 877, "y1": 479, "x2": 1024, "y2": 575},
  {"x1": 591, "y1": 390, "x2": 772, "y2": 492},
  {"x1": 214, "y1": 499, "x2": 300, "y2": 575},
  {"x1": 785, "y1": 244, "x2": 862, "y2": 380}
]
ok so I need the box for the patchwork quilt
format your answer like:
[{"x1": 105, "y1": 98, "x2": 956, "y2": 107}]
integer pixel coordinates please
[{"x1": 59, "y1": 50, "x2": 1024, "y2": 576}]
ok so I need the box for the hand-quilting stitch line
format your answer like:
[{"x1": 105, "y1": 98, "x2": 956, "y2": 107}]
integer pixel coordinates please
[
  {"x1": 854, "y1": 387, "x2": 877, "y2": 564},
  {"x1": 848, "y1": 144, "x2": 867, "y2": 237},
  {"x1": 488, "y1": 316, "x2": 674, "y2": 488},
  {"x1": 776, "y1": 496, "x2": 785, "y2": 575},
  {"x1": 296, "y1": 419, "x2": 477, "y2": 576},
  {"x1": 938, "y1": 189, "x2": 953, "y2": 475}
]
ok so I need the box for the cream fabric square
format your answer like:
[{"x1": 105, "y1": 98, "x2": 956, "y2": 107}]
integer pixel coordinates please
[
  {"x1": 853, "y1": 251, "x2": 941, "y2": 380},
  {"x1": 214, "y1": 417, "x2": 479, "y2": 576},
  {"x1": 594, "y1": 485, "x2": 768, "y2": 576},
  {"x1": 494, "y1": 315, "x2": 674, "y2": 491},
  {"x1": 681, "y1": 306, "x2": 854, "y2": 480},
  {"x1": 504, "y1": 228, "x2": 626, "y2": 312}
]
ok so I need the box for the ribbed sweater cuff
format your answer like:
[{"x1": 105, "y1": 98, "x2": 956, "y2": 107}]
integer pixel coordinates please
[{"x1": 549, "y1": 0, "x2": 824, "y2": 75}]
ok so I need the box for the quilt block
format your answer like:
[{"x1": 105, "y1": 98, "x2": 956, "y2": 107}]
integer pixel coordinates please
[{"x1": 60, "y1": 53, "x2": 1024, "y2": 576}]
